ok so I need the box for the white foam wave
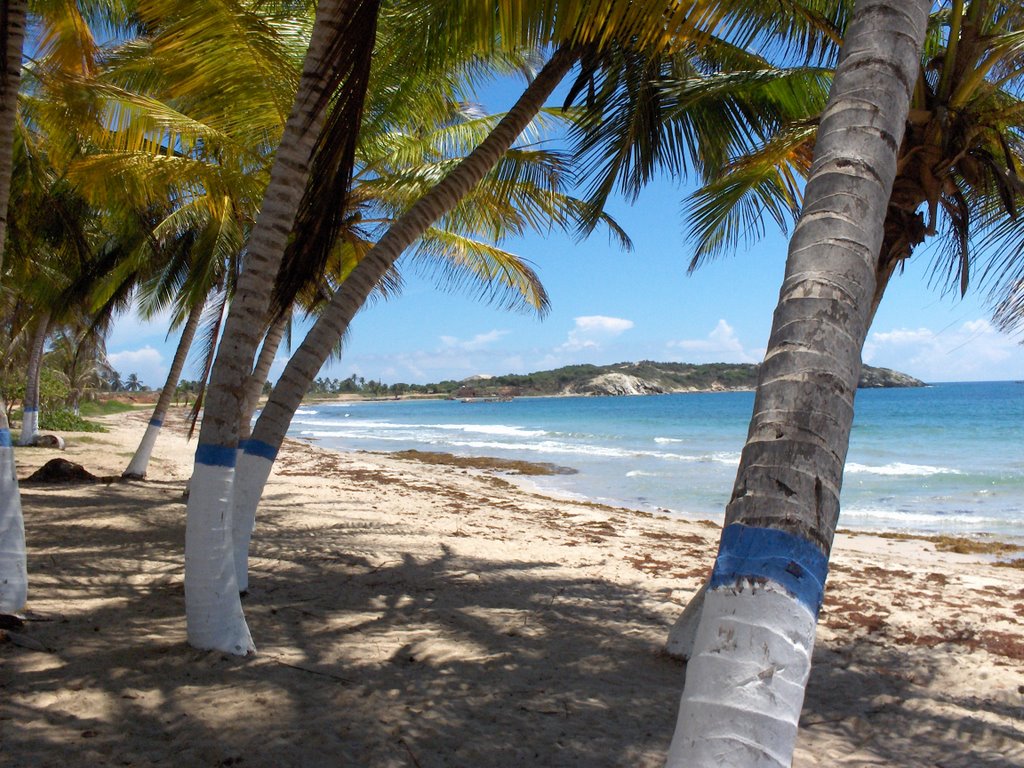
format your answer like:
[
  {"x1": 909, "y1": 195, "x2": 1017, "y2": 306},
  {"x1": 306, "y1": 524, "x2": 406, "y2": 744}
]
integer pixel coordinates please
[
  {"x1": 626, "y1": 470, "x2": 658, "y2": 478},
  {"x1": 299, "y1": 430, "x2": 407, "y2": 442},
  {"x1": 845, "y1": 462, "x2": 961, "y2": 477},
  {"x1": 842, "y1": 506, "x2": 1011, "y2": 528},
  {"x1": 292, "y1": 418, "x2": 399, "y2": 429},
  {"x1": 294, "y1": 408, "x2": 317, "y2": 416},
  {"x1": 654, "y1": 437, "x2": 684, "y2": 444},
  {"x1": 433, "y1": 423, "x2": 548, "y2": 438}
]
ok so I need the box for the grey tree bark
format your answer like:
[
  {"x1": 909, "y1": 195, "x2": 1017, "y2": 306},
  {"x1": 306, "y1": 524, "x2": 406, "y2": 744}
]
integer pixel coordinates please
[{"x1": 238, "y1": 313, "x2": 288, "y2": 441}]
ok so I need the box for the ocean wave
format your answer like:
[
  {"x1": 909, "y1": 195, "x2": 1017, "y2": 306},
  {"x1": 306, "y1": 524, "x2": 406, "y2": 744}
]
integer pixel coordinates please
[
  {"x1": 292, "y1": 418, "x2": 398, "y2": 429},
  {"x1": 433, "y1": 423, "x2": 549, "y2": 438},
  {"x1": 626, "y1": 470, "x2": 659, "y2": 478},
  {"x1": 299, "y1": 429, "x2": 407, "y2": 442},
  {"x1": 654, "y1": 437, "x2": 684, "y2": 444},
  {"x1": 841, "y1": 506, "x2": 1014, "y2": 529},
  {"x1": 845, "y1": 461, "x2": 961, "y2": 477},
  {"x1": 294, "y1": 408, "x2": 318, "y2": 416}
]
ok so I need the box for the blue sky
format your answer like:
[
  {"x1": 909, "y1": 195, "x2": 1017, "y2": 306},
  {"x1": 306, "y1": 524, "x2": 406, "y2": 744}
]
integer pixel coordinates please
[{"x1": 106, "y1": 77, "x2": 1024, "y2": 390}]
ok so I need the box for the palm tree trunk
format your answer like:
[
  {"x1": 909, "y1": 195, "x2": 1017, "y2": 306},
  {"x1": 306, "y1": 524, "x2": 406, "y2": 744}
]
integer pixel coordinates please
[
  {"x1": 124, "y1": 300, "x2": 205, "y2": 479},
  {"x1": 0, "y1": 0, "x2": 28, "y2": 613},
  {"x1": 18, "y1": 310, "x2": 51, "y2": 446},
  {"x1": 184, "y1": 0, "x2": 360, "y2": 655},
  {"x1": 238, "y1": 313, "x2": 288, "y2": 442},
  {"x1": 665, "y1": 2, "x2": 931, "y2": 765},
  {"x1": 231, "y1": 313, "x2": 288, "y2": 591},
  {"x1": 229, "y1": 48, "x2": 579, "y2": 591}
]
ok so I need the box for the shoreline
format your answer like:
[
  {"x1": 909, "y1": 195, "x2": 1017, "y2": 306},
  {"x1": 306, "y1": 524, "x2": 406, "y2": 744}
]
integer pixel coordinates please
[
  {"x1": 290, "y1": 385, "x2": 1024, "y2": 544},
  {"x1": 4, "y1": 408, "x2": 1023, "y2": 766}
]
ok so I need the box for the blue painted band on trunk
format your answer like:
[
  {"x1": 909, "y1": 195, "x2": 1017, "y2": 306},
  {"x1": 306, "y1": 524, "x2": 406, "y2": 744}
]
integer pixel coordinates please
[
  {"x1": 240, "y1": 439, "x2": 278, "y2": 461},
  {"x1": 195, "y1": 444, "x2": 237, "y2": 468},
  {"x1": 22, "y1": 407, "x2": 37, "y2": 414},
  {"x1": 710, "y1": 523, "x2": 829, "y2": 616},
  {"x1": 149, "y1": 417, "x2": 164, "y2": 427},
  {"x1": 0, "y1": 429, "x2": 11, "y2": 447}
]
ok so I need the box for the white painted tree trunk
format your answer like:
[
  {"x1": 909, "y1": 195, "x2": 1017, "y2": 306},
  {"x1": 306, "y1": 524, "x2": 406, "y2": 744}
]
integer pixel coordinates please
[
  {"x1": 0, "y1": 0, "x2": 27, "y2": 614},
  {"x1": 184, "y1": 0, "x2": 355, "y2": 654},
  {"x1": 18, "y1": 311, "x2": 50, "y2": 446},
  {"x1": 228, "y1": 49, "x2": 578, "y2": 591},
  {"x1": 231, "y1": 445, "x2": 275, "y2": 592},
  {"x1": 665, "y1": 2, "x2": 931, "y2": 765},
  {"x1": 124, "y1": 300, "x2": 204, "y2": 478},
  {"x1": 185, "y1": 457, "x2": 254, "y2": 653},
  {"x1": 665, "y1": 581, "x2": 706, "y2": 660}
]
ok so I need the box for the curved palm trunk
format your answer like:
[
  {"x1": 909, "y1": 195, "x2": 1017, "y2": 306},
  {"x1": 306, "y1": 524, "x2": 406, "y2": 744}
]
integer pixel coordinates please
[
  {"x1": 124, "y1": 300, "x2": 204, "y2": 479},
  {"x1": 0, "y1": 0, "x2": 28, "y2": 613},
  {"x1": 184, "y1": 0, "x2": 359, "y2": 654},
  {"x1": 665, "y1": 3, "x2": 930, "y2": 766},
  {"x1": 238, "y1": 313, "x2": 288, "y2": 442},
  {"x1": 18, "y1": 311, "x2": 51, "y2": 446},
  {"x1": 230, "y1": 48, "x2": 579, "y2": 591}
]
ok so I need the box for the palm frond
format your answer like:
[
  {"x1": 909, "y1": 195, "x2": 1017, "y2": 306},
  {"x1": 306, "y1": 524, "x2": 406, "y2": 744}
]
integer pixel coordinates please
[
  {"x1": 274, "y1": 0, "x2": 382, "y2": 318},
  {"x1": 685, "y1": 121, "x2": 817, "y2": 268},
  {"x1": 408, "y1": 229, "x2": 550, "y2": 317}
]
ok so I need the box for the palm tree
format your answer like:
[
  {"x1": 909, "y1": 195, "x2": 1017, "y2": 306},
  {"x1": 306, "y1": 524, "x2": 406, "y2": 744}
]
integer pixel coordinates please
[
  {"x1": 195, "y1": 0, "x2": 802, "y2": 653},
  {"x1": 183, "y1": 0, "x2": 553, "y2": 651},
  {"x1": 684, "y1": 1, "x2": 1024, "y2": 321},
  {"x1": 0, "y1": 0, "x2": 28, "y2": 614},
  {"x1": 229, "y1": 47, "x2": 606, "y2": 593},
  {"x1": 665, "y1": 2, "x2": 932, "y2": 765},
  {"x1": 46, "y1": 322, "x2": 111, "y2": 415},
  {"x1": 667, "y1": 0, "x2": 1024, "y2": 656}
]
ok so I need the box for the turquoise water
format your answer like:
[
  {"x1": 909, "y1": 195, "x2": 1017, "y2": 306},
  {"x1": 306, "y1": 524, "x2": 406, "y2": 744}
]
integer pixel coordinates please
[{"x1": 287, "y1": 381, "x2": 1024, "y2": 539}]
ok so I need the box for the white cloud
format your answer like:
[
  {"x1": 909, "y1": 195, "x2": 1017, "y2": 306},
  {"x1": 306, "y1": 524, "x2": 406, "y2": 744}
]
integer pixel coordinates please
[
  {"x1": 864, "y1": 318, "x2": 1024, "y2": 381},
  {"x1": 439, "y1": 329, "x2": 509, "y2": 351},
  {"x1": 667, "y1": 319, "x2": 758, "y2": 364},
  {"x1": 108, "y1": 346, "x2": 166, "y2": 389},
  {"x1": 562, "y1": 315, "x2": 634, "y2": 351}
]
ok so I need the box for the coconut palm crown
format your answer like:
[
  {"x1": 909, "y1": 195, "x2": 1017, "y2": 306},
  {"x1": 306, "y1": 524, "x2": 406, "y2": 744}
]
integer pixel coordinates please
[{"x1": 682, "y1": 1, "x2": 1024, "y2": 324}]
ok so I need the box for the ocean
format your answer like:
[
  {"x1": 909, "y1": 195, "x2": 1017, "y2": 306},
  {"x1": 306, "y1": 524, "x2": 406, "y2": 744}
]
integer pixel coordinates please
[{"x1": 287, "y1": 381, "x2": 1024, "y2": 540}]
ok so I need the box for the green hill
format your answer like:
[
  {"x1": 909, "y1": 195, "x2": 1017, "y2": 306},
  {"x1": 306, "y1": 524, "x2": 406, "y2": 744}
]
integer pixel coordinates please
[{"x1": 434, "y1": 361, "x2": 925, "y2": 399}]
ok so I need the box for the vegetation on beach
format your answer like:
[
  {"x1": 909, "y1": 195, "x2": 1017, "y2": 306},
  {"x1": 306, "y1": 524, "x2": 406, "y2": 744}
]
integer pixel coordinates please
[
  {"x1": 849, "y1": 529, "x2": 1024, "y2": 555},
  {"x1": 389, "y1": 449, "x2": 576, "y2": 476}
]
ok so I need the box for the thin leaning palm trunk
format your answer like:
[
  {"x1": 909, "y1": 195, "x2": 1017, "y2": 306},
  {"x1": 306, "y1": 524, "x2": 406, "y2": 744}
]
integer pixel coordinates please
[
  {"x1": 18, "y1": 311, "x2": 51, "y2": 446},
  {"x1": 230, "y1": 48, "x2": 579, "y2": 593},
  {"x1": 233, "y1": 314, "x2": 290, "y2": 590},
  {"x1": 184, "y1": 0, "x2": 365, "y2": 655},
  {"x1": 666, "y1": 2, "x2": 931, "y2": 766},
  {"x1": 238, "y1": 313, "x2": 288, "y2": 442},
  {"x1": 124, "y1": 300, "x2": 205, "y2": 479},
  {"x1": 0, "y1": 0, "x2": 28, "y2": 614}
]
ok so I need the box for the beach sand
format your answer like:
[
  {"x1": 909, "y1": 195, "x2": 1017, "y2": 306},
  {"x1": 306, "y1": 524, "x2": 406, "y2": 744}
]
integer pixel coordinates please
[{"x1": 2, "y1": 408, "x2": 1022, "y2": 767}]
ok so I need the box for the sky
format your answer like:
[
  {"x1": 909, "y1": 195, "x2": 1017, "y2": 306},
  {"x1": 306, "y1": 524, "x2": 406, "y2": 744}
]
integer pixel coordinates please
[{"x1": 105, "y1": 77, "x2": 1024, "y2": 391}]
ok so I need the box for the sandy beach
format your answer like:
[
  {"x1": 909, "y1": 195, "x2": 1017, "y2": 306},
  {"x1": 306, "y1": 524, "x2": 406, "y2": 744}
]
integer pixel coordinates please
[{"x1": 2, "y1": 407, "x2": 1022, "y2": 767}]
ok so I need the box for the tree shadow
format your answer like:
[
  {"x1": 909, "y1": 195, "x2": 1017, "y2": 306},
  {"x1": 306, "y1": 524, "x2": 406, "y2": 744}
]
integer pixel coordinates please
[{"x1": 4, "y1": 479, "x2": 1022, "y2": 767}]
